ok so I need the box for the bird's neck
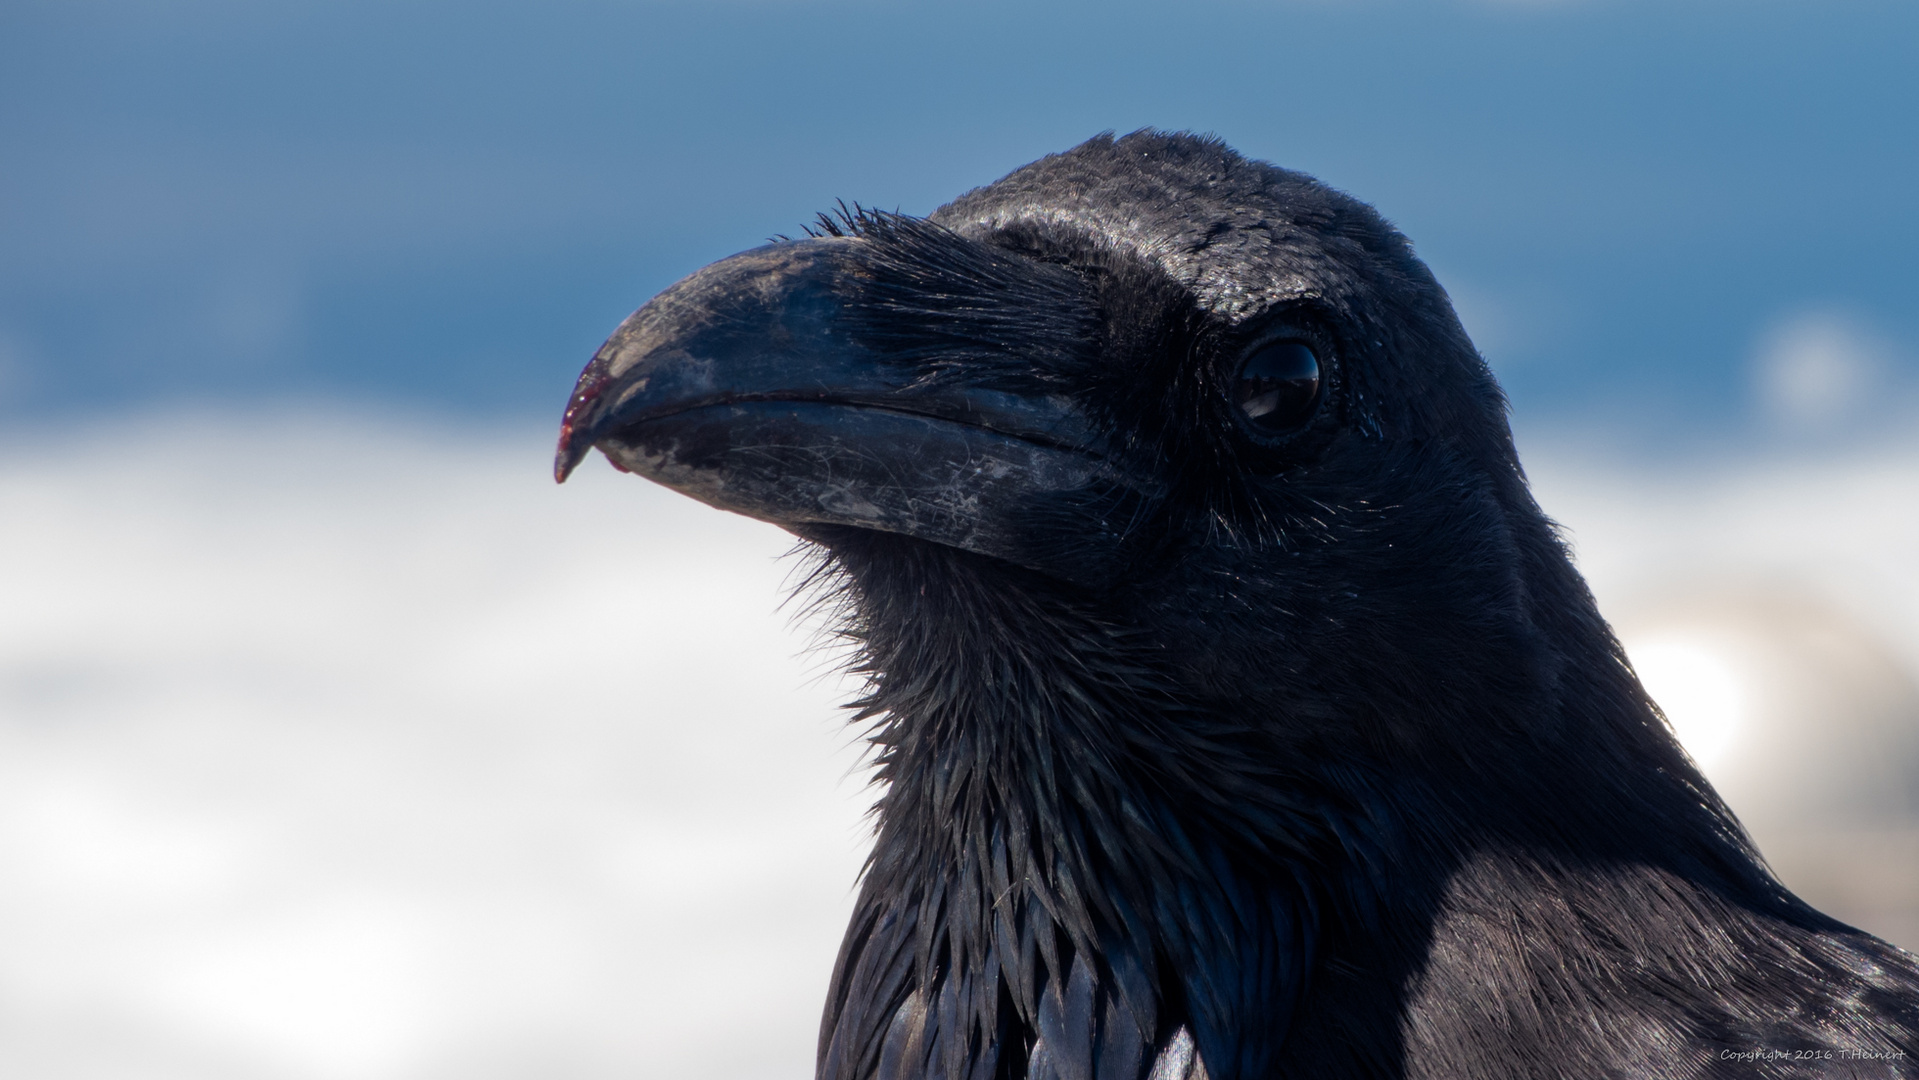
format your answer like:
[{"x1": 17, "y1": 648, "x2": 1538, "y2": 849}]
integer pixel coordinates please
[
  {"x1": 818, "y1": 531, "x2": 1919, "y2": 1076},
  {"x1": 830, "y1": 534, "x2": 1386, "y2": 1076}
]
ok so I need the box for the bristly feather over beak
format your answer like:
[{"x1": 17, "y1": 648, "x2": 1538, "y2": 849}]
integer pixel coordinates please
[{"x1": 554, "y1": 232, "x2": 1158, "y2": 583}]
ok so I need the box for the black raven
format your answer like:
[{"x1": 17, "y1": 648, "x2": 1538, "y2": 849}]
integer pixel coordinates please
[{"x1": 554, "y1": 132, "x2": 1919, "y2": 1079}]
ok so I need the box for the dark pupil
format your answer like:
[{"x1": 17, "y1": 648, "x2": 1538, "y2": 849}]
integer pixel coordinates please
[{"x1": 1236, "y1": 341, "x2": 1320, "y2": 433}]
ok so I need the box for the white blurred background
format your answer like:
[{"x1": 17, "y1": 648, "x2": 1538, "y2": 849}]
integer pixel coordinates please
[
  {"x1": 0, "y1": 416, "x2": 872, "y2": 1080},
  {"x1": 3, "y1": 403, "x2": 1917, "y2": 1080}
]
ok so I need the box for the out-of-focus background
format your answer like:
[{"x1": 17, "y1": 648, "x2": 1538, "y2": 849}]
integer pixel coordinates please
[{"x1": 2, "y1": 1, "x2": 1916, "y2": 1077}]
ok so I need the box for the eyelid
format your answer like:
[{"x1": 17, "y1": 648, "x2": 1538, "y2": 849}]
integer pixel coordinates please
[{"x1": 1240, "y1": 320, "x2": 1324, "y2": 352}]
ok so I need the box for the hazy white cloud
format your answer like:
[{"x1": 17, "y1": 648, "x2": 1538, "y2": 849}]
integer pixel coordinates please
[
  {"x1": 1436, "y1": 278, "x2": 1574, "y2": 372},
  {"x1": 1437, "y1": 281, "x2": 1523, "y2": 361},
  {"x1": 201, "y1": 266, "x2": 305, "y2": 368},
  {"x1": 1752, "y1": 308, "x2": 1896, "y2": 433},
  {"x1": 2, "y1": 411, "x2": 1917, "y2": 1078}
]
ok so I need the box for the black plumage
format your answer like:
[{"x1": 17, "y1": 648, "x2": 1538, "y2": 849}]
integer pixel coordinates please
[{"x1": 556, "y1": 131, "x2": 1919, "y2": 1079}]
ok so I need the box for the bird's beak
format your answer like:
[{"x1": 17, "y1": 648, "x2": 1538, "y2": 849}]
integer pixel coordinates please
[{"x1": 554, "y1": 238, "x2": 1145, "y2": 577}]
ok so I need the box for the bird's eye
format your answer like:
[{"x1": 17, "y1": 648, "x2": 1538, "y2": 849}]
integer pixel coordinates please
[{"x1": 1234, "y1": 339, "x2": 1321, "y2": 437}]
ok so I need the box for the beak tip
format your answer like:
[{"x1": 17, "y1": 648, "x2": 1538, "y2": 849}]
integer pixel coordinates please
[
  {"x1": 554, "y1": 425, "x2": 587, "y2": 484},
  {"x1": 556, "y1": 365, "x2": 619, "y2": 485}
]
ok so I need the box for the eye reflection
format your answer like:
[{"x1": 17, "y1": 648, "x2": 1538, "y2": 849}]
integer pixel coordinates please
[{"x1": 1235, "y1": 340, "x2": 1321, "y2": 435}]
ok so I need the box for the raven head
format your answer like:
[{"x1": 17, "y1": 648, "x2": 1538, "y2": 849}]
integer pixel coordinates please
[{"x1": 558, "y1": 130, "x2": 1577, "y2": 755}]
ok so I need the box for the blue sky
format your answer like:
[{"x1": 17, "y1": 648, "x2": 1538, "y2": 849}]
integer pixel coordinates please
[{"x1": 2, "y1": 0, "x2": 1916, "y2": 451}]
